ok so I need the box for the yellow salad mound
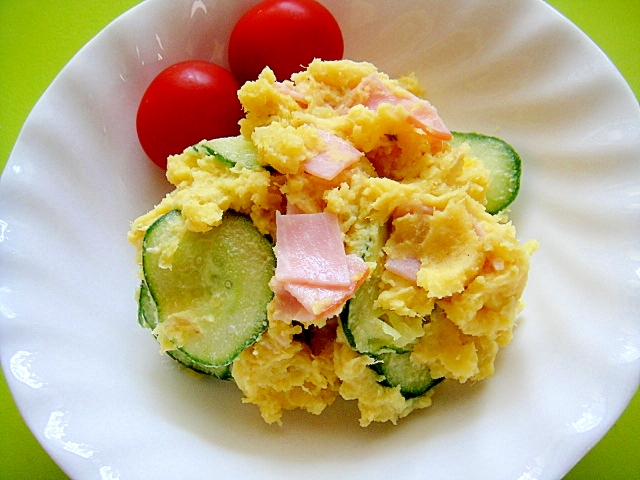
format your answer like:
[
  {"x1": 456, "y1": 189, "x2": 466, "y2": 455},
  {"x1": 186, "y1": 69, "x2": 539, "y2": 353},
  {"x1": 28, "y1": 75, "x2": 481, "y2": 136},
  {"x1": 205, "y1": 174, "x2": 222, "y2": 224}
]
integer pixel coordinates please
[{"x1": 129, "y1": 59, "x2": 537, "y2": 426}]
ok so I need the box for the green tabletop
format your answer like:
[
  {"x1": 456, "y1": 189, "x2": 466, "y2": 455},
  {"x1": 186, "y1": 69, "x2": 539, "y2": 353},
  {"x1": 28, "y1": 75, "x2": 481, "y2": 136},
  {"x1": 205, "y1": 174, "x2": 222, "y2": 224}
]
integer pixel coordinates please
[{"x1": 1, "y1": 1, "x2": 638, "y2": 478}]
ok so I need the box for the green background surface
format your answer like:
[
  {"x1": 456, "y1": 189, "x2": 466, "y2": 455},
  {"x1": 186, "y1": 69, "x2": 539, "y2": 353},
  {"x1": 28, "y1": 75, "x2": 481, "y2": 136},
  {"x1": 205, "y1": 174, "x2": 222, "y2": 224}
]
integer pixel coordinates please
[{"x1": 0, "y1": 1, "x2": 638, "y2": 478}]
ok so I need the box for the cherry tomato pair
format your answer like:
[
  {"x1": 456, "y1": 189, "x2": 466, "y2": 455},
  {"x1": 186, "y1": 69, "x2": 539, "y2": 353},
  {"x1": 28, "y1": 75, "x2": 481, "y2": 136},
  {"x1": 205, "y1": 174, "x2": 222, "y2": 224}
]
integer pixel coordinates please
[{"x1": 137, "y1": 0, "x2": 343, "y2": 169}]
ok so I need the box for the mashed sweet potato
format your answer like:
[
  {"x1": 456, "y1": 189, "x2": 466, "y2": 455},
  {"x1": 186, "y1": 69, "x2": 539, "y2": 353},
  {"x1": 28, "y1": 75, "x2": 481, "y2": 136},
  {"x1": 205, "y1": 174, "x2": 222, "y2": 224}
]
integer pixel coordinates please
[{"x1": 129, "y1": 59, "x2": 537, "y2": 426}]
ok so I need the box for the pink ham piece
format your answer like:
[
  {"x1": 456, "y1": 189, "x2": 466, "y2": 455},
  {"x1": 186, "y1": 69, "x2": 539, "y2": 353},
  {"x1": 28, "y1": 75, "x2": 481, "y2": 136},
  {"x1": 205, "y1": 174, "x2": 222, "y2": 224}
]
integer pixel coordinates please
[
  {"x1": 392, "y1": 203, "x2": 435, "y2": 219},
  {"x1": 473, "y1": 221, "x2": 487, "y2": 238},
  {"x1": 385, "y1": 256, "x2": 421, "y2": 283},
  {"x1": 285, "y1": 198, "x2": 304, "y2": 215},
  {"x1": 270, "y1": 281, "x2": 319, "y2": 323},
  {"x1": 304, "y1": 130, "x2": 363, "y2": 180},
  {"x1": 275, "y1": 81, "x2": 307, "y2": 105},
  {"x1": 272, "y1": 212, "x2": 370, "y2": 322},
  {"x1": 275, "y1": 212, "x2": 351, "y2": 287},
  {"x1": 352, "y1": 73, "x2": 452, "y2": 141},
  {"x1": 285, "y1": 254, "x2": 369, "y2": 316}
]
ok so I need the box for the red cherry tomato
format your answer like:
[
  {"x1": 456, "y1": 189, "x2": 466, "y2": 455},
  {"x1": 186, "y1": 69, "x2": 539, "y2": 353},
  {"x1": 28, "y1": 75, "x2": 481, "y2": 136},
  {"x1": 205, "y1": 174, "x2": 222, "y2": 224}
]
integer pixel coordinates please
[
  {"x1": 136, "y1": 60, "x2": 243, "y2": 169},
  {"x1": 228, "y1": 0, "x2": 344, "y2": 84}
]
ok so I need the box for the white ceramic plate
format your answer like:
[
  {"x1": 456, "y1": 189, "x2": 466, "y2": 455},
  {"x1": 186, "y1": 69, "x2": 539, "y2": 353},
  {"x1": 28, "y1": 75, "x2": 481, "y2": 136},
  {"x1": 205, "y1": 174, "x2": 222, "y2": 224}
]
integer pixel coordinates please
[{"x1": 1, "y1": 0, "x2": 639, "y2": 478}]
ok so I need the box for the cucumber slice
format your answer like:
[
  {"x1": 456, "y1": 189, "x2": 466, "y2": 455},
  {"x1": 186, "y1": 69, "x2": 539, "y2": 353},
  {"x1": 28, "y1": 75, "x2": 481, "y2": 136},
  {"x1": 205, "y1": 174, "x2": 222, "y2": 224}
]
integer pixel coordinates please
[
  {"x1": 195, "y1": 135, "x2": 262, "y2": 169},
  {"x1": 341, "y1": 222, "x2": 402, "y2": 354},
  {"x1": 137, "y1": 279, "x2": 156, "y2": 330},
  {"x1": 340, "y1": 222, "x2": 440, "y2": 398},
  {"x1": 341, "y1": 222, "x2": 412, "y2": 354},
  {"x1": 340, "y1": 276, "x2": 406, "y2": 355},
  {"x1": 450, "y1": 132, "x2": 521, "y2": 214},
  {"x1": 142, "y1": 210, "x2": 275, "y2": 370},
  {"x1": 138, "y1": 280, "x2": 232, "y2": 379},
  {"x1": 371, "y1": 351, "x2": 443, "y2": 399},
  {"x1": 341, "y1": 222, "x2": 422, "y2": 355}
]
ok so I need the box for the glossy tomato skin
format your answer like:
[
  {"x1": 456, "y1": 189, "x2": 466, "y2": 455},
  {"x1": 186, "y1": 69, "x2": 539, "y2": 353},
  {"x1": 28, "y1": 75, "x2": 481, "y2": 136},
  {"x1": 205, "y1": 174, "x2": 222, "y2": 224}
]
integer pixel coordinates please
[
  {"x1": 228, "y1": 0, "x2": 344, "y2": 84},
  {"x1": 136, "y1": 60, "x2": 242, "y2": 169}
]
